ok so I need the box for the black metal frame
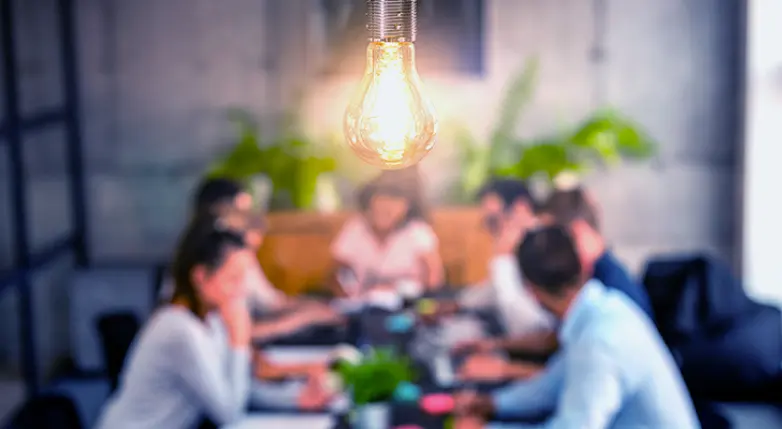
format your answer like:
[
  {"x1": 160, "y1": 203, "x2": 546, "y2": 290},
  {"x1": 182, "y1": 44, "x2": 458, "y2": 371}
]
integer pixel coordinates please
[{"x1": 0, "y1": 0, "x2": 89, "y2": 396}]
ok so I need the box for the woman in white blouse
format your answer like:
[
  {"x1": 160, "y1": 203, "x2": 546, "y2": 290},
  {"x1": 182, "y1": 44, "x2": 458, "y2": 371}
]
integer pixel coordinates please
[{"x1": 329, "y1": 169, "x2": 445, "y2": 297}]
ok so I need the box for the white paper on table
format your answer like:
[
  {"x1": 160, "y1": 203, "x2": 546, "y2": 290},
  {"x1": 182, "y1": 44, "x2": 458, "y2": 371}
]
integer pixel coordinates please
[
  {"x1": 249, "y1": 379, "x2": 306, "y2": 409},
  {"x1": 438, "y1": 315, "x2": 486, "y2": 348},
  {"x1": 224, "y1": 413, "x2": 333, "y2": 429},
  {"x1": 263, "y1": 346, "x2": 336, "y2": 364},
  {"x1": 364, "y1": 289, "x2": 402, "y2": 311}
]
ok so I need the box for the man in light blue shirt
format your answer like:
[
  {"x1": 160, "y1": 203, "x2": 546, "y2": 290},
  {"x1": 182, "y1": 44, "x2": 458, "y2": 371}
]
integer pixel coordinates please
[{"x1": 454, "y1": 226, "x2": 699, "y2": 429}]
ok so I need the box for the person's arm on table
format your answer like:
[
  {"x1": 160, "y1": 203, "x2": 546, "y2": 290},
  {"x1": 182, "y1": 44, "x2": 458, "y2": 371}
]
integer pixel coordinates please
[
  {"x1": 414, "y1": 222, "x2": 444, "y2": 291},
  {"x1": 488, "y1": 352, "x2": 565, "y2": 420},
  {"x1": 505, "y1": 362, "x2": 544, "y2": 379},
  {"x1": 458, "y1": 354, "x2": 544, "y2": 382},
  {"x1": 253, "y1": 352, "x2": 326, "y2": 381},
  {"x1": 488, "y1": 343, "x2": 623, "y2": 429},
  {"x1": 328, "y1": 217, "x2": 363, "y2": 298},
  {"x1": 496, "y1": 331, "x2": 559, "y2": 356},
  {"x1": 251, "y1": 307, "x2": 341, "y2": 342},
  {"x1": 421, "y1": 249, "x2": 445, "y2": 291},
  {"x1": 455, "y1": 354, "x2": 564, "y2": 421}
]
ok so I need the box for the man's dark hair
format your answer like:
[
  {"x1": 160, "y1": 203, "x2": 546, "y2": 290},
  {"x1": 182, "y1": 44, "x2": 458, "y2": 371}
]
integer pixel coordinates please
[
  {"x1": 192, "y1": 178, "x2": 246, "y2": 214},
  {"x1": 539, "y1": 188, "x2": 599, "y2": 231},
  {"x1": 517, "y1": 225, "x2": 582, "y2": 296},
  {"x1": 477, "y1": 178, "x2": 534, "y2": 209}
]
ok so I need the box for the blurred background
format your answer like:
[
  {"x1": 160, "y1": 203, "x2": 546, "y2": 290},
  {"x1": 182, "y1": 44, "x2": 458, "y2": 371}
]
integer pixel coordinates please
[{"x1": 0, "y1": 0, "x2": 778, "y2": 424}]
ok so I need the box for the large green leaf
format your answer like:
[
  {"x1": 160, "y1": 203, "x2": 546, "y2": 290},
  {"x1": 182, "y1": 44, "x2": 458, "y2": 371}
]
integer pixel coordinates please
[
  {"x1": 206, "y1": 109, "x2": 341, "y2": 210},
  {"x1": 501, "y1": 140, "x2": 581, "y2": 180},
  {"x1": 448, "y1": 57, "x2": 656, "y2": 195},
  {"x1": 570, "y1": 110, "x2": 656, "y2": 165}
]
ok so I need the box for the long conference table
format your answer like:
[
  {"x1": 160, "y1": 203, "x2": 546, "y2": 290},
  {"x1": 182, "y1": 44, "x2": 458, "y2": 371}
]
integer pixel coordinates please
[{"x1": 227, "y1": 299, "x2": 505, "y2": 429}]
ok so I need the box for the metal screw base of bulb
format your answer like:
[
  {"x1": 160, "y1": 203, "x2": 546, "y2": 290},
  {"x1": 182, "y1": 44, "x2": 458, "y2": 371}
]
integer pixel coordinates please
[{"x1": 366, "y1": 0, "x2": 417, "y2": 43}]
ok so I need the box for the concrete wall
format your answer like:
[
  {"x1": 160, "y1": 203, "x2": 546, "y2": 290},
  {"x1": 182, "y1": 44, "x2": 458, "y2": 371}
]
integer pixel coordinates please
[
  {"x1": 0, "y1": 0, "x2": 743, "y2": 373},
  {"x1": 304, "y1": 0, "x2": 742, "y2": 271}
]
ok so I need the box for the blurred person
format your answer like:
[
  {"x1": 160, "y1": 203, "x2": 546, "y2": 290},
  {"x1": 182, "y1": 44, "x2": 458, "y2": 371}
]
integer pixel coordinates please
[
  {"x1": 455, "y1": 185, "x2": 654, "y2": 381},
  {"x1": 537, "y1": 187, "x2": 654, "y2": 319},
  {"x1": 159, "y1": 177, "x2": 282, "y2": 310},
  {"x1": 212, "y1": 207, "x2": 343, "y2": 342},
  {"x1": 95, "y1": 217, "x2": 330, "y2": 429},
  {"x1": 452, "y1": 226, "x2": 699, "y2": 429},
  {"x1": 446, "y1": 179, "x2": 554, "y2": 383},
  {"x1": 329, "y1": 168, "x2": 444, "y2": 297},
  {"x1": 455, "y1": 179, "x2": 555, "y2": 338},
  {"x1": 160, "y1": 178, "x2": 343, "y2": 342}
]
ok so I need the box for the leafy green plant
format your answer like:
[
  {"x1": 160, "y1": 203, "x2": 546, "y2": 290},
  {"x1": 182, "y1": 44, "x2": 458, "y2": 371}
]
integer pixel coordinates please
[
  {"x1": 206, "y1": 109, "x2": 337, "y2": 210},
  {"x1": 333, "y1": 348, "x2": 417, "y2": 406},
  {"x1": 451, "y1": 58, "x2": 655, "y2": 202}
]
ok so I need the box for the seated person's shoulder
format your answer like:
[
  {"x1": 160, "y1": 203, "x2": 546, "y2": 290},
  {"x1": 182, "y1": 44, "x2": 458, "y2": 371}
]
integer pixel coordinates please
[
  {"x1": 340, "y1": 214, "x2": 367, "y2": 233},
  {"x1": 331, "y1": 216, "x2": 368, "y2": 259},
  {"x1": 151, "y1": 306, "x2": 209, "y2": 344},
  {"x1": 405, "y1": 220, "x2": 439, "y2": 249},
  {"x1": 575, "y1": 306, "x2": 652, "y2": 359}
]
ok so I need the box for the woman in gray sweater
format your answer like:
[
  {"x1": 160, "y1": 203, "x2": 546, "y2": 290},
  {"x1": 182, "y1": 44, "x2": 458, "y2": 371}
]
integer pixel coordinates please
[{"x1": 96, "y1": 217, "x2": 255, "y2": 429}]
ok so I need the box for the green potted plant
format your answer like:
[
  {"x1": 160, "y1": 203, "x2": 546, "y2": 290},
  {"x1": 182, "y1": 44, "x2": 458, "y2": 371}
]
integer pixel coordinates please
[
  {"x1": 330, "y1": 346, "x2": 417, "y2": 429},
  {"x1": 206, "y1": 109, "x2": 338, "y2": 211},
  {"x1": 451, "y1": 58, "x2": 656, "y2": 202}
]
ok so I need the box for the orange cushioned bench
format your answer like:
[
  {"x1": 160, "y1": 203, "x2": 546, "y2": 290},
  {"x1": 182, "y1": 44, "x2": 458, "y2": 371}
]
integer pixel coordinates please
[{"x1": 257, "y1": 208, "x2": 493, "y2": 295}]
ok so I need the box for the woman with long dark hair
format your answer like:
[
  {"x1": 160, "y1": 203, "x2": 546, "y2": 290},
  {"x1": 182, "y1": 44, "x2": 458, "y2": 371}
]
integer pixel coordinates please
[
  {"x1": 97, "y1": 216, "x2": 253, "y2": 428},
  {"x1": 97, "y1": 215, "x2": 333, "y2": 429},
  {"x1": 330, "y1": 168, "x2": 444, "y2": 296},
  {"x1": 159, "y1": 178, "x2": 342, "y2": 340}
]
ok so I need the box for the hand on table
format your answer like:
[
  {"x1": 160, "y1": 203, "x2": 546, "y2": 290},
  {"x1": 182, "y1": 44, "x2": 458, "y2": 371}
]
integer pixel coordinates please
[
  {"x1": 298, "y1": 369, "x2": 333, "y2": 410},
  {"x1": 457, "y1": 354, "x2": 512, "y2": 382},
  {"x1": 458, "y1": 354, "x2": 541, "y2": 381},
  {"x1": 303, "y1": 305, "x2": 345, "y2": 326},
  {"x1": 453, "y1": 390, "x2": 494, "y2": 418}
]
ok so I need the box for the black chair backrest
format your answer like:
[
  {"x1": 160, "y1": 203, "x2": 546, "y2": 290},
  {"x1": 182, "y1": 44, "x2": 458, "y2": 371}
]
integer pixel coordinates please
[
  {"x1": 95, "y1": 311, "x2": 141, "y2": 392},
  {"x1": 6, "y1": 394, "x2": 82, "y2": 429}
]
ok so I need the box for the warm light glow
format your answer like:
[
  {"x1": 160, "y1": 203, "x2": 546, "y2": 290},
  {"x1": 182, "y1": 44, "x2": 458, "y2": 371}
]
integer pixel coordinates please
[{"x1": 345, "y1": 42, "x2": 437, "y2": 169}]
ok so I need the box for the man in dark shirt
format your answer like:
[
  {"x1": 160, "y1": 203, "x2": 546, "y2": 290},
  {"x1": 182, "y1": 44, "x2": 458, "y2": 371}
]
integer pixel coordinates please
[{"x1": 538, "y1": 187, "x2": 654, "y2": 320}]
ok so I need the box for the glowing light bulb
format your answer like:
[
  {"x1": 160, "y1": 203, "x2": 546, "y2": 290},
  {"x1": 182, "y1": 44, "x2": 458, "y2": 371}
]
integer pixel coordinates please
[{"x1": 344, "y1": 0, "x2": 437, "y2": 170}]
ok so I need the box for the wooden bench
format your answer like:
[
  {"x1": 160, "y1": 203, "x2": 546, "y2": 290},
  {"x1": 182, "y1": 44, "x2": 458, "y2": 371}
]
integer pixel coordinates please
[{"x1": 257, "y1": 208, "x2": 493, "y2": 295}]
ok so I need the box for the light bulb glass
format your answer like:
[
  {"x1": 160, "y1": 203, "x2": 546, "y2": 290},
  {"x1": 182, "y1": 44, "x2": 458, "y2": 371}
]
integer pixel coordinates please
[{"x1": 344, "y1": 41, "x2": 437, "y2": 169}]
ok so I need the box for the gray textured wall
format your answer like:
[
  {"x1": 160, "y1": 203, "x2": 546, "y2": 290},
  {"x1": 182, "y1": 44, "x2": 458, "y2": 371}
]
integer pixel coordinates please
[{"x1": 0, "y1": 0, "x2": 742, "y2": 374}]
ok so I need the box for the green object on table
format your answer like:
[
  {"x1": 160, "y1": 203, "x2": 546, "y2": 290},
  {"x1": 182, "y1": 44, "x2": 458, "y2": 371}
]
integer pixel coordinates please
[{"x1": 334, "y1": 347, "x2": 417, "y2": 406}]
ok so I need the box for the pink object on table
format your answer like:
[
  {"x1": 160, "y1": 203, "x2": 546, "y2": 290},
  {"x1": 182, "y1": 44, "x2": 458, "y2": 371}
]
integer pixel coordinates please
[{"x1": 419, "y1": 393, "x2": 455, "y2": 415}]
